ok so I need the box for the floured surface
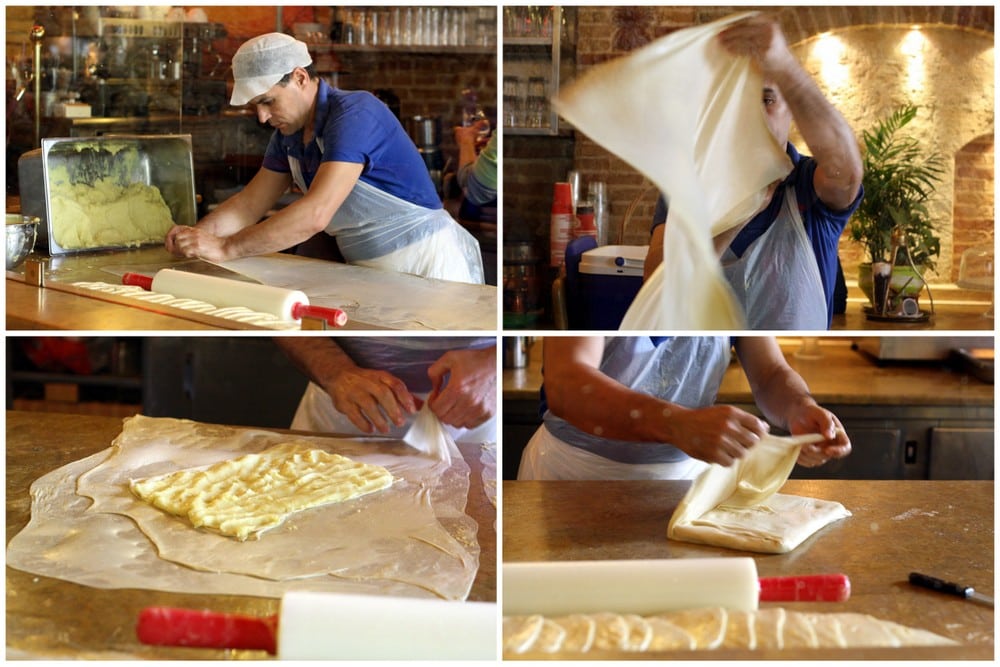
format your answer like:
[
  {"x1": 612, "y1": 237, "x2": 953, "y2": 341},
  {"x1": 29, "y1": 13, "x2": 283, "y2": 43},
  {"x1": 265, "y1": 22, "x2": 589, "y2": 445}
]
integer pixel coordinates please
[
  {"x1": 554, "y1": 12, "x2": 792, "y2": 329},
  {"x1": 7, "y1": 415, "x2": 478, "y2": 599},
  {"x1": 668, "y1": 434, "x2": 851, "y2": 553},
  {"x1": 130, "y1": 442, "x2": 394, "y2": 541},
  {"x1": 221, "y1": 254, "x2": 497, "y2": 330},
  {"x1": 503, "y1": 608, "x2": 958, "y2": 656}
]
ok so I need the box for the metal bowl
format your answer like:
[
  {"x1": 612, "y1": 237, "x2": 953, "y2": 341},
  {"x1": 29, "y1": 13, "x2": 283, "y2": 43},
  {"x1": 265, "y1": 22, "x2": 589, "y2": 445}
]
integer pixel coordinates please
[{"x1": 6, "y1": 214, "x2": 40, "y2": 270}]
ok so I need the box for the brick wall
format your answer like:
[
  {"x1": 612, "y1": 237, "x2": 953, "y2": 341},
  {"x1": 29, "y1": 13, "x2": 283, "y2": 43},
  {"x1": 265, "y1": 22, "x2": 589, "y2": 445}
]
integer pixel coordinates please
[
  {"x1": 952, "y1": 135, "x2": 995, "y2": 282},
  {"x1": 335, "y1": 49, "x2": 497, "y2": 161}
]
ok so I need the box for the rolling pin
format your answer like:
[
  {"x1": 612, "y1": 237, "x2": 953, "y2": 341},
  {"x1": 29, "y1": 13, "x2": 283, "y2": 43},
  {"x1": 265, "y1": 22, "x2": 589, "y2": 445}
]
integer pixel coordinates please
[
  {"x1": 503, "y1": 558, "x2": 850, "y2": 616},
  {"x1": 122, "y1": 269, "x2": 347, "y2": 327},
  {"x1": 137, "y1": 591, "x2": 497, "y2": 660}
]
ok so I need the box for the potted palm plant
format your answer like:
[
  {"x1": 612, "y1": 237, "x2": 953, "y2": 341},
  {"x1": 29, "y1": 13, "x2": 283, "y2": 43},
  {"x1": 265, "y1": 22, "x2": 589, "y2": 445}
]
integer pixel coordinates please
[{"x1": 849, "y1": 104, "x2": 945, "y2": 315}]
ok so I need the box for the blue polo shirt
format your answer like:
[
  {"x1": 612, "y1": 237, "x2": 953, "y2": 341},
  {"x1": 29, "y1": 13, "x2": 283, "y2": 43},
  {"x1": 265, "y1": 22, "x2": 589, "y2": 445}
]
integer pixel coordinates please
[{"x1": 262, "y1": 79, "x2": 440, "y2": 209}]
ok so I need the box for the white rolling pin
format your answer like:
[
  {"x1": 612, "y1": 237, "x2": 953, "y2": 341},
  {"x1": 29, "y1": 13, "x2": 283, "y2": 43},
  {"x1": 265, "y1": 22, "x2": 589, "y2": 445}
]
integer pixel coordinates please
[
  {"x1": 122, "y1": 269, "x2": 347, "y2": 327},
  {"x1": 137, "y1": 591, "x2": 497, "y2": 660},
  {"x1": 503, "y1": 558, "x2": 850, "y2": 616}
]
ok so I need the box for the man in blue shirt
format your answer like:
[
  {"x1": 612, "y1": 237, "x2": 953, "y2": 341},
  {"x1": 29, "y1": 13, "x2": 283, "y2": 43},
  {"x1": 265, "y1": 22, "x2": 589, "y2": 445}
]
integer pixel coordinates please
[
  {"x1": 644, "y1": 16, "x2": 863, "y2": 329},
  {"x1": 166, "y1": 33, "x2": 483, "y2": 284}
]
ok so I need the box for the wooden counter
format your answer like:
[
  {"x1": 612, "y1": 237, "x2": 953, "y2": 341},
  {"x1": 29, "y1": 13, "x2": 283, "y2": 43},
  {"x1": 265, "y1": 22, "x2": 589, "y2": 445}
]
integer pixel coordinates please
[
  {"x1": 7, "y1": 247, "x2": 498, "y2": 331},
  {"x1": 6, "y1": 411, "x2": 496, "y2": 659},
  {"x1": 504, "y1": 339, "x2": 993, "y2": 407},
  {"x1": 831, "y1": 298, "x2": 993, "y2": 331},
  {"x1": 503, "y1": 479, "x2": 993, "y2": 660}
]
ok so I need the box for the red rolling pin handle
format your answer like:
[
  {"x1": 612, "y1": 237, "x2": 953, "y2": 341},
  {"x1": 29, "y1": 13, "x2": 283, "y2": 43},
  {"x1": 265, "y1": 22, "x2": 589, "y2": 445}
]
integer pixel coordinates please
[
  {"x1": 122, "y1": 272, "x2": 154, "y2": 290},
  {"x1": 136, "y1": 606, "x2": 278, "y2": 654},
  {"x1": 758, "y1": 574, "x2": 851, "y2": 602},
  {"x1": 291, "y1": 302, "x2": 348, "y2": 327}
]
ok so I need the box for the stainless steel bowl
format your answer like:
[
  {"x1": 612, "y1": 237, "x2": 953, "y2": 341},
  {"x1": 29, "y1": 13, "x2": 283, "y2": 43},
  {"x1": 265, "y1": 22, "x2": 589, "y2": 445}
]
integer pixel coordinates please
[{"x1": 6, "y1": 214, "x2": 40, "y2": 270}]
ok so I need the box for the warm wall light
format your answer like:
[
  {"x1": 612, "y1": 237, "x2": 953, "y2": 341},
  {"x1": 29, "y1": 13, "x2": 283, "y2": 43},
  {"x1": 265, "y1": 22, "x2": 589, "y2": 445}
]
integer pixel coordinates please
[
  {"x1": 812, "y1": 32, "x2": 849, "y2": 90},
  {"x1": 901, "y1": 28, "x2": 926, "y2": 91}
]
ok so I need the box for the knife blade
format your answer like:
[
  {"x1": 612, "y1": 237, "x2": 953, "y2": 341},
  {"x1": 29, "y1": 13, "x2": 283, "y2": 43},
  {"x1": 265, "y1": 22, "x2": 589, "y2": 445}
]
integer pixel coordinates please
[
  {"x1": 100, "y1": 259, "x2": 262, "y2": 284},
  {"x1": 909, "y1": 572, "x2": 994, "y2": 607},
  {"x1": 169, "y1": 258, "x2": 263, "y2": 284}
]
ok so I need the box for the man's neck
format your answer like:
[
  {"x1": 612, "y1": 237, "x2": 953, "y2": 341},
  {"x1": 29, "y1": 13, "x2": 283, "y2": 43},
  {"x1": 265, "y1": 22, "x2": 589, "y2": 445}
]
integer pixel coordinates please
[{"x1": 301, "y1": 82, "x2": 320, "y2": 145}]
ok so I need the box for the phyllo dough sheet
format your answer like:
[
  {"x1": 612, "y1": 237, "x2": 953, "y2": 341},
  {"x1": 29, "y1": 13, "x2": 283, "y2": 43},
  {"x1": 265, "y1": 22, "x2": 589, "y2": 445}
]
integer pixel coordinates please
[
  {"x1": 7, "y1": 415, "x2": 479, "y2": 600},
  {"x1": 553, "y1": 12, "x2": 793, "y2": 329}
]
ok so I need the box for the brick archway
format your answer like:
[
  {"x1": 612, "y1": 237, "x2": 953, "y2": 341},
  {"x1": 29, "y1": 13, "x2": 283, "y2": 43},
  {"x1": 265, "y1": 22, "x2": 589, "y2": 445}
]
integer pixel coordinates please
[{"x1": 775, "y1": 6, "x2": 994, "y2": 46}]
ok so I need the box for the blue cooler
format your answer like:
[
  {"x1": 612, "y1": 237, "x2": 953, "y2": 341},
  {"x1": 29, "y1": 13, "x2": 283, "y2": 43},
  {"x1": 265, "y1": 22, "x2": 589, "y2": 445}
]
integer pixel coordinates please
[{"x1": 565, "y1": 239, "x2": 648, "y2": 329}]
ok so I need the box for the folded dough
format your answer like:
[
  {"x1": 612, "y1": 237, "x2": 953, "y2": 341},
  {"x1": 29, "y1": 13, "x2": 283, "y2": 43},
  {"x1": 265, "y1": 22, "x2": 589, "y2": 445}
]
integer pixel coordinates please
[
  {"x1": 668, "y1": 434, "x2": 851, "y2": 553},
  {"x1": 502, "y1": 607, "x2": 957, "y2": 655},
  {"x1": 554, "y1": 12, "x2": 792, "y2": 329}
]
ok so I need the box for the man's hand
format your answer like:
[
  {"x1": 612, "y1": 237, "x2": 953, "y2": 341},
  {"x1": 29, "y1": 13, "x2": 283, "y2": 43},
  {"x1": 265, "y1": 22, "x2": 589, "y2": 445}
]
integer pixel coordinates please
[
  {"x1": 426, "y1": 347, "x2": 496, "y2": 429},
  {"x1": 664, "y1": 405, "x2": 771, "y2": 466},
  {"x1": 787, "y1": 402, "x2": 852, "y2": 467},
  {"x1": 164, "y1": 225, "x2": 230, "y2": 262},
  {"x1": 322, "y1": 366, "x2": 419, "y2": 434},
  {"x1": 717, "y1": 14, "x2": 798, "y2": 77}
]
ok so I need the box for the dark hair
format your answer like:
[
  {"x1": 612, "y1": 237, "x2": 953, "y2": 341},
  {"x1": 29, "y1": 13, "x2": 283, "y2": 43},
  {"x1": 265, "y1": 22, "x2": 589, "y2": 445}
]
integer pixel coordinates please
[{"x1": 277, "y1": 64, "x2": 318, "y2": 85}]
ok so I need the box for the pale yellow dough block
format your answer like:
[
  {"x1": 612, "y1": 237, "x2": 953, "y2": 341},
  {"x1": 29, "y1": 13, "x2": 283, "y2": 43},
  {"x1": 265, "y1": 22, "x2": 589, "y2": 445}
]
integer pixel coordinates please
[
  {"x1": 130, "y1": 441, "x2": 394, "y2": 541},
  {"x1": 48, "y1": 161, "x2": 175, "y2": 249}
]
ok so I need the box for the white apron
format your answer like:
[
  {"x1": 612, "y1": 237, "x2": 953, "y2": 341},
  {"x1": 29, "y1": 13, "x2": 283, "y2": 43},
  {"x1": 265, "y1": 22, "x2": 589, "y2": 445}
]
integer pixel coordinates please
[
  {"x1": 720, "y1": 184, "x2": 827, "y2": 330},
  {"x1": 289, "y1": 337, "x2": 497, "y2": 445},
  {"x1": 289, "y1": 141, "x2": 484, "y2": 284},
  {"x1": 518, "y1": 337, "x2": 728, "y2": 480},
  {"x1": 291, "y1": 381, "x2": 496, "y2": 445},
  {"x1": 518, "y1": 425, "x2": 709, "y2": 480}
]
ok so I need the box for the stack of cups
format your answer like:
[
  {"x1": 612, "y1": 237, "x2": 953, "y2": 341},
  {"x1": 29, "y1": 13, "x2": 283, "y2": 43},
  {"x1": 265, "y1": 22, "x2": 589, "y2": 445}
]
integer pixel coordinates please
[
  {"x1": 588, "y1": 181, "x2": 608, "y2": 246},
  {"x1": 549, "y1": 182, "x2": 574, "y2": 267}
]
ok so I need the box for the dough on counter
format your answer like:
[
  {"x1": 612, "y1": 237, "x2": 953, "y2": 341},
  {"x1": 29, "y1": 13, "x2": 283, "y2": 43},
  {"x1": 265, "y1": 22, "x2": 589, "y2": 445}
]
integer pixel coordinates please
[
  {"x1": 502, "y1": 608, "x2": 958, "y2": 655},
  {"x1": 48, "y1": 161, "x2": 175, "y2": 249},
  {"x1": 130, "y1": 441, "x2": 394, "y2": 541},
  {"x1": 668, "y1": 434, "x2": 851, "y2": 553}
]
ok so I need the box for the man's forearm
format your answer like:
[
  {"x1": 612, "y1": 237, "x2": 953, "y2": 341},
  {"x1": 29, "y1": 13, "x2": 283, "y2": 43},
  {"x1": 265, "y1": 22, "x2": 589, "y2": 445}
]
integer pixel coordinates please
[
  {"x1": 195, "y1": 194, "x2": 261, "y2": 238},
  {"x1": 770, "y1": 61, "x2": 863, "y2": 207},
  {"x1": 274, "y1": 337, "x2": 355, "y2": 389},
  {"x1": 737, "y1": 337, "x2": 817, "y2": 430},
  {"x1": 219, "y1": 193, "x2": 329, "y2": 258}
]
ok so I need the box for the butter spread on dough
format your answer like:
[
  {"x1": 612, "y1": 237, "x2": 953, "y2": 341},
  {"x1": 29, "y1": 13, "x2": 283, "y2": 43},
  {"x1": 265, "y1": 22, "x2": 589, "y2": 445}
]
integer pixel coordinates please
[
  {"x1": 130, "y1": 441, "x2": 394, "y2": 541},
  {"x1": 502, "y1": 608, "x2": 957, "y2": 655},
  {"x1": 668, "y1": 434, "x2": 851, "y2": 553},
  {"x1": 48, "y1": 159, "x2": 175, "y2": 249}
]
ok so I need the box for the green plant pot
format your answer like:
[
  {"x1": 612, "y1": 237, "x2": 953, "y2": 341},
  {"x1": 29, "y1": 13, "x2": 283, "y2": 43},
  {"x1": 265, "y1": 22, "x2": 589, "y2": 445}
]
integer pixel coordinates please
[{"x1": 857, "y1": 262, "x2": 926, "y2": 304}]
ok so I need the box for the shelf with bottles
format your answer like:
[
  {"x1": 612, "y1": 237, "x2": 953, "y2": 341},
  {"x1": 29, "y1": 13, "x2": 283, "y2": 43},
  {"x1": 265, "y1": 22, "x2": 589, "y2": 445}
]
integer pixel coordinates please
[
  {"x1": 502, "y1": 7, "x2": 575, "y2": 137},
  {"x1": 329, "y1": 44, "x2": 496, "y2": 56},
  {"x1": 327, "y1": 6, "x2": 496, "y2": 51}
]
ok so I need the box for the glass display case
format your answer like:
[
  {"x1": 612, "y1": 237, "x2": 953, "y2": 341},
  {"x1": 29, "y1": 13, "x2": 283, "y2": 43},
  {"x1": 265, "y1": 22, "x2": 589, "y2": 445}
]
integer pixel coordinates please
[{"x1": 502, "y1": 6, "x2": 575, "y2": 135}]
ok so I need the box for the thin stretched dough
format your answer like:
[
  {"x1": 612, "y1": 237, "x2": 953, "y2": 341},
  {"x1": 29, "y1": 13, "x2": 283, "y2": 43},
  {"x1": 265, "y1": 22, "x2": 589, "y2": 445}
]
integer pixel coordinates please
[{"x1": 554, "y1": 12, "x2": 792, "y2": 329}]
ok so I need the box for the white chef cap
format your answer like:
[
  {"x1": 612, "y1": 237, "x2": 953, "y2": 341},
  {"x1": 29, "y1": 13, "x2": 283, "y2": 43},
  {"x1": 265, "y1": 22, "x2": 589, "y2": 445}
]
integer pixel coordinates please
[{"x1": 230, "y1": 33, "x2": 313, "y2": 106}]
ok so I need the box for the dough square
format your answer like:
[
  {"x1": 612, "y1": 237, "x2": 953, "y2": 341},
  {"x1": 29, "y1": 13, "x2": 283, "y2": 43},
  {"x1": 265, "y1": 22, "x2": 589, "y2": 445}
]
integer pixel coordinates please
[
  {"x1": 668, "y1": 434, "x2": 851, "y2": 554},
  {"x1": 130, "y1": 441, "x2": 394, "y2": 541}
]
